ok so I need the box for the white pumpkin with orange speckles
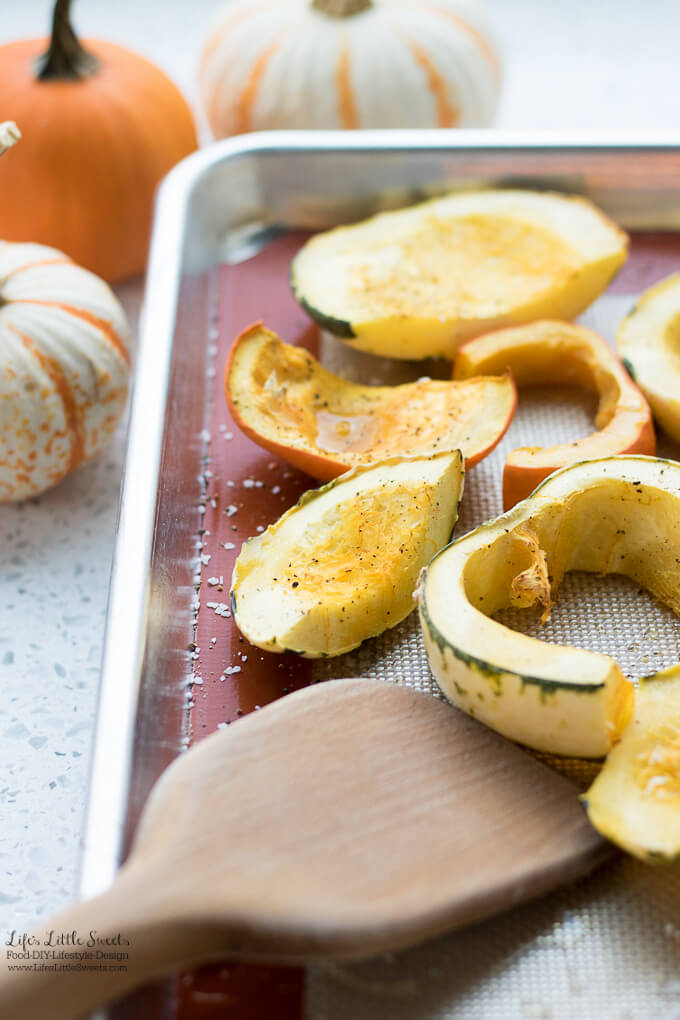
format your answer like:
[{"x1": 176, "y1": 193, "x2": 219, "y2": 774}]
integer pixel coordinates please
[
  {"x1": 0, "y1": 242, "x2": 130, "y2": 501},
  {"x1": 198, "y1": 0, "x2": 501, "y2": 137}
]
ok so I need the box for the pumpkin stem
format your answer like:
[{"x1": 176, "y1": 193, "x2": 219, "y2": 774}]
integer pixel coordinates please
[
  {"x1": 36, "y1": 0, "x2": 99, "y2": 82},
  {"x1": 312, "y1": 0, "x2": 374, "y2": 17},
  {"x1": 0, "y1": 122, "x2": 20, "y2": 157}
]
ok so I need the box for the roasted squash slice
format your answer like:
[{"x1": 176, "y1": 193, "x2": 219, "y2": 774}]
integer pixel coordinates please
[
  {"x1": 616, "y1": 272, "x2": 680, "y2": 443},
  {"x1": 232, "y1": 451, "x2": 464, "y2": 658},
  {"x1": 415, "y1": 456, "x2": 680, "y2": 757},
  {"x1": 290, "y1": 190, "x2": 628, "y2": 360},
  {"x1": 226, "y1": 324, "x2": 516, "y2": 480},
  {"x1": 454, "y1": 321, "x2": 655, "y2": 508},
  {"x1": 583, "y1": 666, "x2": 680, "y2": 862}
]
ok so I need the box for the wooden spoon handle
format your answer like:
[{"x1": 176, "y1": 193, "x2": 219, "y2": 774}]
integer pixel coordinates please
[{"x1": 0, "y1": 865, "x2": 192, "y2": 1020}]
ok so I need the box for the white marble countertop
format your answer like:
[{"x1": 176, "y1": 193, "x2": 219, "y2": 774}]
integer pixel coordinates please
[{"x1": 2, "y1": 0, "x2": 680, "y2": 947}]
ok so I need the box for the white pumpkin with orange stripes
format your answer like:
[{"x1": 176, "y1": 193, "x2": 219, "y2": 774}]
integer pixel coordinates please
[
  {"x1": 0, "y1": 242, "x2": 130, "y2": 501},
  {"x1": 198, "y1": 0, "x2": 500, "y2": 136}
]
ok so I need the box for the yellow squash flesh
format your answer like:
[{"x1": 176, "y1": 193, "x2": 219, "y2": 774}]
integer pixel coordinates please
[
  {"x1": 616, "y1": 272, "x2": 680, "y2": 443},
  {"x1": 226, "y1": 324, "x2": 515, "y2": 480},
  {"x1": 416, "y1": 456, "x2": 680, "y2": 757},
  {"x1": 584, "y1": 666, "x2": 680, "y2": 861},
  {"x1": 231, "y1": 451, "x2": 464, "y2": 658},
  {"x1": 291, "y1": 189, "x2": 628, "y2": 360}
]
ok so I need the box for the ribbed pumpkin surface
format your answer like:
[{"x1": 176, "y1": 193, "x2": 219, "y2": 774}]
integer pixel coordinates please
[
  {"x1": 199, "y1": 0, "x2": 500, "y2": 136},
  {"x1": 0, "y1": 242, "x2": 130, "y2": 501}
]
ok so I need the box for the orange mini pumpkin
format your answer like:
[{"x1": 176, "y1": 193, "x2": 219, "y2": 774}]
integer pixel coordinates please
[{"x1": 0, "y1": 0, "x2": 198, "y2": 282}]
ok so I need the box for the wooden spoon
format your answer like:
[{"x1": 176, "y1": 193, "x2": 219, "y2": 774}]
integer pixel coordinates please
[{"x1": 0, "y1": 679, "x2": 612, "y2": 1019}]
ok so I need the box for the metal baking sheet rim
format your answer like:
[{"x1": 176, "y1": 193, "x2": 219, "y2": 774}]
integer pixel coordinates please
[{"x1": 76, "y1": 130, "x2": 680, "y2": 1015}]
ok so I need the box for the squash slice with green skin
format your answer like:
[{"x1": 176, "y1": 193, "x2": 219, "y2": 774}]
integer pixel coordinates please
[
  {"x1": 616, "y1": 272, "x2": 680, "y2": 443},
  {"x1": 290, "y1": 189, "x2": 628, "y2": 360},
  {"x1": 226, "y1": 323, "x2": 516, "y2": 481},
  {"x1": 583, "y1": 665, "x2": 680, "y2": 861},
  {"x1": 415, "y1": 456, "x2": 680, "y2": 757},
  {"x1": 454, "y1": 320, "x2": 655, "y2": 509},
  {"x1": 232, "y1": 451, "x2": 464, "y2": 658}
]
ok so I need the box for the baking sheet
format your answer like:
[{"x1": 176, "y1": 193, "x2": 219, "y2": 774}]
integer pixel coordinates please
[
  {"x1": 172, "y1": 231, "x2": 680, "y2": 1020},
  {"x1": 83, "y1": 136, "x2": 680, "y2": 1019}
]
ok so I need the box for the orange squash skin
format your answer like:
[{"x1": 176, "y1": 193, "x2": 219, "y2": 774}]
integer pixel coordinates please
[
  {"x1": 0, "y1": 38, "x2": 198, "y2": 283},
  {"x1": 225, "y1": 322, "x2": 517, "y2": 481},
  {"x1": 453, "y1": 321, "x2": 656, "y2": 509}
]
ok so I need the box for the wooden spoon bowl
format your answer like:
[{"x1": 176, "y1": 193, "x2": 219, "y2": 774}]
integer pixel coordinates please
[{"x1": 0, "y1": 679, "x2": 612, "y2": 1019}]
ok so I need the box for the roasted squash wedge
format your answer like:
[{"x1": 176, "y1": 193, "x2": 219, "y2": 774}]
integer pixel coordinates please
[
  {"x1": 226, "y1": 324, "x2": 516, "y2": 480},
  {"x1": 454, "y1": 321, "x2": 655, "y2": 508},
  {"x1": 616, "y1": 272, "x2": 680, "y2": 443},
  {"x1": 583, "y1": 665, "x2": 680, "y2": 862},
  {"x1": 232, "y1": 451, "x2": 464, "y2": 657},
  {"x1": 415, "y1": 455, "x2": 680, "y2": 757},
  {"x1": 290, "y1": 190, "x2": 628, "y2": 360}
]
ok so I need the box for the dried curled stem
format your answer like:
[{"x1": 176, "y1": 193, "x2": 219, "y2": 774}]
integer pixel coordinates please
[
  {"x1": 0, "y1": 122, "x2": 21, "y2": 158},
  {"x1": 36, "y1": 0, "x2": 99, "y2": 82}
]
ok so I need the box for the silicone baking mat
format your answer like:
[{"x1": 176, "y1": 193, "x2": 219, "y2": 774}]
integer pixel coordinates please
[{"x1": 178, "y1": 230, "x2": 680, "y2": 1020}]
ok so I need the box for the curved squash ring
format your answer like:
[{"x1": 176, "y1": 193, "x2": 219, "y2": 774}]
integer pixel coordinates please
[
  {"x1": 226, "y1": 323, "x2": 515, "y2": 480},
  {"x1": 616, "y1": 272, "x2": 680, "y2": 443},
  {"x1": 414, "y1": 455, "x2": 680, "y2": 757},
  {"x1": 453, "y1": 321, "x2": 655, "y2": 509}
]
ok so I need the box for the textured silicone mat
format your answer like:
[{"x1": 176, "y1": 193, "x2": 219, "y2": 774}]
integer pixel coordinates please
[{"x1": 182, "y1": 231, "x2": 680, "y2": 1020}]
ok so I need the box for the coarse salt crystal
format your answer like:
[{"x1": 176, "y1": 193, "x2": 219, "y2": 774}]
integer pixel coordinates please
[
  {"x1": 243, "y1": 479, "x2": 255, "y2": 489},
  {"x1": 205, "y1": 602, "x2": 231, "y2": 617},
  {"x1": 200, "y1": 429, "x2": 211, "y2": 443},
  {"x1": 207, "y1": 577, "x2": 220, "y2": 586},
  {"x1": 272, "y1": 485, "x2": 281, "y2": 495},
  {"x1": 226, "y1": 505, "x2": 238, "y2": 517},
  {"x1": 222, "y1": 542, "x2": 236, "y2": 550},
  {"x1": 224, "y1": 432, "x2": 233, "y2": 440},
  {"x1": 224, "y1": 665, "x2": 242, "y2": 675},
  {"x1": 200, "y1": 553, "x2": 211, "y2": 565}
]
